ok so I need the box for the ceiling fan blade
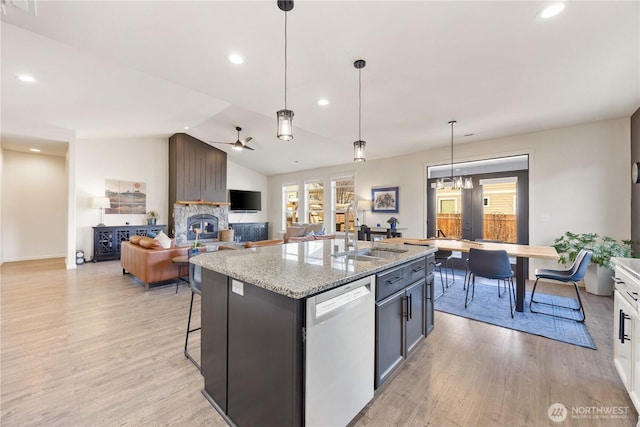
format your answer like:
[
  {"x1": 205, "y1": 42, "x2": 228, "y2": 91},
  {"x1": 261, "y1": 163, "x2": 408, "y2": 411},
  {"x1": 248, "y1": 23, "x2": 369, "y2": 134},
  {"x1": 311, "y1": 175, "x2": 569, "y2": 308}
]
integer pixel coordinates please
[
  {"x1": 241, "y1": 136, "x2": 253, "y2": 144},
  {"x1": 243, "y1": 145, "x2": 255, "y2": 151},
  {"x1": 208, "y1": 141, "x2": 233, "y2": 146}
]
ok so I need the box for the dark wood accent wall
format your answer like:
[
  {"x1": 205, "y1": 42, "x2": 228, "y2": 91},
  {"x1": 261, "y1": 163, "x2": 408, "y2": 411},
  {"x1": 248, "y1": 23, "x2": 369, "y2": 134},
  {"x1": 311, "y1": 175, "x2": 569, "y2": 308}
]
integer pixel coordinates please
[
  {"x1": 169, "y1": 133, "x2": 227, "y2": 236},
  {"x1": 631, "y1": 107, "x2": 640, "y2": 255}
]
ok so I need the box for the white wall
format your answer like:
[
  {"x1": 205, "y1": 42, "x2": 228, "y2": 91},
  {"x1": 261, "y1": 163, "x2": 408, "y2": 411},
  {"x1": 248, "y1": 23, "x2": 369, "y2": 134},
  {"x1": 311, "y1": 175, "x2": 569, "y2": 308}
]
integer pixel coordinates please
[
  {"x1": 74, "y1": 138, "x2": 268, "y2": 260},
  {"x1": 1, "y1": 149, "x2": 67, "y2": 262},
  {"x1": 75, "y1": 137, "x2": 169, "y2": 260},
  {"x1": 227, "y1": 159, "x2": 268, "y2": 225},
  {"x1": 0, "y1": 147, "x2": 3, "y2": 264},
  {"x1": 267, "y1": 118, "x2": 631, "y2": 273}
]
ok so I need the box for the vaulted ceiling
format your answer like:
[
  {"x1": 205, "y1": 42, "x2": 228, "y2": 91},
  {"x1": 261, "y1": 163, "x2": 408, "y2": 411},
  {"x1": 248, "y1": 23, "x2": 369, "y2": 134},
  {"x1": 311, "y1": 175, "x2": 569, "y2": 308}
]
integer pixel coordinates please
[{"x1": 1, "y1": 1, "x2": 638, "y2": 175}]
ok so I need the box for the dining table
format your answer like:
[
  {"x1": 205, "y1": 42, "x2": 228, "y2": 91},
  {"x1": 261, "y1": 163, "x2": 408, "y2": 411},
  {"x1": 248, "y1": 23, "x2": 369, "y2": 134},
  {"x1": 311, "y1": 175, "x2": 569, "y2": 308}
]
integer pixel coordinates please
[{"x1": 382, "y1": 237, "x2": 559, "y2": 312}]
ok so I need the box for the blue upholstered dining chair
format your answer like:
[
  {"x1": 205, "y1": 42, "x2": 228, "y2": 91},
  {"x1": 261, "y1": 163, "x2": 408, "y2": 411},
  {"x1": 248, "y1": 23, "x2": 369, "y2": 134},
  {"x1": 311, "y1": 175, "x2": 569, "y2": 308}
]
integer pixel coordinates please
[
  {"x1": 465, "y1": 247, "x2": 516, "y2": 318},
  {"x1": 529, "y1": 249, "x2": 592, "y2": 323}
]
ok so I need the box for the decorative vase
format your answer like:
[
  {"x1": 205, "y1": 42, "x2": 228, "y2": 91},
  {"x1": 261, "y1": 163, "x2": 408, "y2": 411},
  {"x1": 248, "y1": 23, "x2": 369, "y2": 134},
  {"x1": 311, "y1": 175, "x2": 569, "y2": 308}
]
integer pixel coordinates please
[
  {"x1": 147, "y1": 218, "x2": 156, "y2": 226},
  {"x1": 390, "y1": 222, "x2": 397, "y2": 229}
]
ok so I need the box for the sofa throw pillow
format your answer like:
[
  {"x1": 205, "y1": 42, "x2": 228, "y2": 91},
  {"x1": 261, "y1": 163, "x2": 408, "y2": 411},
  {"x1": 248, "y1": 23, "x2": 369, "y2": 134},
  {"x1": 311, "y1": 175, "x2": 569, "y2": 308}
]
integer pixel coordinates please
[
  {"x1": 130, "y1": 235, "x2": 143, "y2": 245},
  {"x1": 313, "y1": 228, "x2": 326, "y2": 236},
  {"x1": 154, "y1": 230, "x2": 172, "y2": 249},
  {"x1": 286, "y1": 226, "x2": 307, "y2": 240},
  {"x1": 139, "y1": 236, "x2": 161, "y2": 249},
  {"x1": 306, "y1": 223, "x2": 324, "y2": 234}
]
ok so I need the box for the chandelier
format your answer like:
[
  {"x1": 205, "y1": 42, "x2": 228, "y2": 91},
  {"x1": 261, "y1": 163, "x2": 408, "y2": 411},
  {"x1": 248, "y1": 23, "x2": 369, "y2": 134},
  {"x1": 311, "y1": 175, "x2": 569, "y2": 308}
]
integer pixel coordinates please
[{"x1": 436, "y1": 120, "x2": 473, "y2": 190}]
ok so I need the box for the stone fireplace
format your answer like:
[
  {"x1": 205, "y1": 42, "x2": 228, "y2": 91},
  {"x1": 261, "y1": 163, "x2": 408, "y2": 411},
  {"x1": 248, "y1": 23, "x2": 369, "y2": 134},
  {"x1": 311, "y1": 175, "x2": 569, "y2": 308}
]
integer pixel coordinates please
[{"x1": 174, "y1": 203, "x2": 229, "y2": 246}]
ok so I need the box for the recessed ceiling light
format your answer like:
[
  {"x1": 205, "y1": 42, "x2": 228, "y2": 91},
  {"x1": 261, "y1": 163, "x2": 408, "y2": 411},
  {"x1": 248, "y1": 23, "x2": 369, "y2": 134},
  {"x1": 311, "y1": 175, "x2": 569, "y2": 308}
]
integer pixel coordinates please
[
  {"x1": 292, "y1": 160, "x2": 299, "y2": 164},
  {"x1": 17, "y1": 74, "x2": 36, "y2": 83},
  {"x1": 29, "y1": 148, "x2": 41, "y2": 152},
  {"x1": 228, "y1": 54, "x2": 244, "y2": 65},
  {"x1": 538, "y1": 2, "x2": 565, "y2": 19},
  {"x1": 184, "y1": 126, "x2": 190, "y2": 130},
  {"x1": 317, "y1": 99, "x2": 329, "y2": 106}
]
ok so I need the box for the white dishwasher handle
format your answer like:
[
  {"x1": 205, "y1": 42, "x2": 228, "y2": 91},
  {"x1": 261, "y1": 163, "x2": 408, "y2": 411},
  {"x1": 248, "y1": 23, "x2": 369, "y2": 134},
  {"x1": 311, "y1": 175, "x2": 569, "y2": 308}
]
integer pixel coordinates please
[{"x1": 315, "y1": 285, "x2": 370, "y2": 317}]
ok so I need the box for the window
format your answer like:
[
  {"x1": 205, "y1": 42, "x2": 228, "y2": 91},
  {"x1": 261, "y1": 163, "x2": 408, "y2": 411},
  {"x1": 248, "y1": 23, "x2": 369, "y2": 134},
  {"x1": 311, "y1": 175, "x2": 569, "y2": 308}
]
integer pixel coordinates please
[
  {"x1": 332, "y1": 176, "x2": 355, "y2": 233},
  {"x1": 439, "y1": 198, "x2": 457, "y2": 214},
  {"x1": 305, "y1": 181, "x2": 324, "y2": 224},
  {"x1": 435, "y1": 190, "x2": 461, "y2": 238},
  {"x1": 283, "y1": 184, "x2": 299, "y2": 229}
]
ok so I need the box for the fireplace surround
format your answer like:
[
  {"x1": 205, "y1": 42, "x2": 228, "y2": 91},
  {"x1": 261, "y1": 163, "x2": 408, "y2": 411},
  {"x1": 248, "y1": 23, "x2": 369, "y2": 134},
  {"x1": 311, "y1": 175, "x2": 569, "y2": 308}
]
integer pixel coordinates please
[{"x1": 174, "y1": 203, "x2": 229, "y2": 246}]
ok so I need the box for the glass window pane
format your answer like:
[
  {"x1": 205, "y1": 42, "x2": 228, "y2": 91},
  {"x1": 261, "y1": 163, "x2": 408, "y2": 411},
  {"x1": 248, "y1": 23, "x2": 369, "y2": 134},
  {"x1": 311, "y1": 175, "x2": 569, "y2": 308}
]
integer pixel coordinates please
[
  {"x1": 435, "y1": 187, "x2": 461, "y2": 239},
  {"x1": 332, "y1": 177, "x2": 355, "y2": 233},
  {"x1": 283, "y1": 184, "x2": 299, "y2": 228},
  {"x1": 306, "y1": 182, "x2": 324, "y2": 224},
  {"x1": 482, "y1": 181, "x2": 517, "y2": 243}
]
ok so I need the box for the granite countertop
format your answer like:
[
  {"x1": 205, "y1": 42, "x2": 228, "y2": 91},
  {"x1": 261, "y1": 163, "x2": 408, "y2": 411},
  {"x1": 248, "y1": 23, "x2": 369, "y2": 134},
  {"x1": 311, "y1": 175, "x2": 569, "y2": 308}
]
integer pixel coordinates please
[
  {"x1": 612, "y1": 257, "x2": 640, "y2": 282},
  {"x1": 190, "y1": 239, "x2": 436, "y2": 299}
]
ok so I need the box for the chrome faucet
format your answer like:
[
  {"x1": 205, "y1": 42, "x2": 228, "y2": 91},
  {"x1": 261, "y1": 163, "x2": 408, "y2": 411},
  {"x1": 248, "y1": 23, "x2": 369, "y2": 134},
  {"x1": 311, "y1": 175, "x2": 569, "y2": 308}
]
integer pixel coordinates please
[{"x1": 345, "y1": 200, "x2": 358, "y2": 249}]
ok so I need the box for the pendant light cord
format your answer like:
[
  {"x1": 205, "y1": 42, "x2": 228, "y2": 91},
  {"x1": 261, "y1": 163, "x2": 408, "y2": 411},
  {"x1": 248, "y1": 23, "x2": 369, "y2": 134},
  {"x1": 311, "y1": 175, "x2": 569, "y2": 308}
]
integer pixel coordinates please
[
  {"x1": 284, "y1": 11, "x2": 288, "y2": 110},
  {"x1": 450, "y1": 121, "x2": 454, "y2": 179},
  {"x1": 358, "y1": 67, "x2": 362, "y2": 141}
]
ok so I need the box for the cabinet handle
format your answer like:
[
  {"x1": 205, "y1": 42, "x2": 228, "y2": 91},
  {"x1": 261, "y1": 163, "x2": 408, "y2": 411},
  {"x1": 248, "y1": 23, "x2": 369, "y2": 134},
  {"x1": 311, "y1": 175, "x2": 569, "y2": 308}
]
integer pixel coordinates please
[
  {"x1": 386, "y1": 276, "x2": 403, "y2": 285},
  {"x1": 620, "y1": 309, "x2": 631, "y2": 343},
  {"x1": 627, "y1": 291, "x2": 638, "y2": 302},
  {"x1": 412, "y1": 266, "x2": 425, "y2": 273},
  {"x1": 613, "y1": 277, "x2": 624, "y2": 284},
  {"x1": 403, "y1": 295, "x2": 410, "y2": 321},
  {"x1": 408, "y1": 294, "x2": 412, "y2": 320}
]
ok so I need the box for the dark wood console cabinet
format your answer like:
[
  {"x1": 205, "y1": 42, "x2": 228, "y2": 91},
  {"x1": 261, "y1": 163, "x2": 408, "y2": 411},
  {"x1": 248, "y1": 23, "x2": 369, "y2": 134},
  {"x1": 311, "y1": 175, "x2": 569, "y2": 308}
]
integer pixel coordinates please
[
  {"x1": 229, "y1": 222, "x2": 268, "y2": 242},
  {"x1": 92, "y1": 225, "x2": 166, "y2": 262}
]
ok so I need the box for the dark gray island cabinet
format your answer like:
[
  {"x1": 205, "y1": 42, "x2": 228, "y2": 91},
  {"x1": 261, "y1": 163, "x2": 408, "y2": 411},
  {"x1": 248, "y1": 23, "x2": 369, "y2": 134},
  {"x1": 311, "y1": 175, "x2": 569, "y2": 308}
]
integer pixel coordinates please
[{"x1": 192, "y1": 240, "x2": 436, "y2": 427}]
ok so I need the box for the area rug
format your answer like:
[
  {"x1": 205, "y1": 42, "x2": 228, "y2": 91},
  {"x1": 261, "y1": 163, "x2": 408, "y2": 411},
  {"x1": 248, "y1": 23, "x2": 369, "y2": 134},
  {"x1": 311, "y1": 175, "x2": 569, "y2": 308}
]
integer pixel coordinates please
[{"x1": 434, "y1": 273, "x2": 597, "y2": 349}]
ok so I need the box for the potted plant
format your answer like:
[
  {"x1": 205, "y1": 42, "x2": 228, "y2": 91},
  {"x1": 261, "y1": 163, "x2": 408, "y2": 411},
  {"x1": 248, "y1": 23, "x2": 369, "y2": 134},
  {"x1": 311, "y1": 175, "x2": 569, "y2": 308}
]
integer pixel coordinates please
[
  {"x1": 553, "y1": 231, "x2": 633, "y2": 295},
  {"x1": 387, "y1": 217, "x2": 399, "y2": 229},
  {"x1": 146, "y1": 211, "x2": 159, "y2": 226}
]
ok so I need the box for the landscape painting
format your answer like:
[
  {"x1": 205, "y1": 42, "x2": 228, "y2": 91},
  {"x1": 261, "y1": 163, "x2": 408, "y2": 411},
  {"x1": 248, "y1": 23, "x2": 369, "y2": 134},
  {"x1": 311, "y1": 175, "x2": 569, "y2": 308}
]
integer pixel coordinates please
[
  {"x1": 371, "y1": 186, "x2": 399, "y2": 213},
  {"x1": 105, "y1": 179, "x2": 146, "y2": 214}
]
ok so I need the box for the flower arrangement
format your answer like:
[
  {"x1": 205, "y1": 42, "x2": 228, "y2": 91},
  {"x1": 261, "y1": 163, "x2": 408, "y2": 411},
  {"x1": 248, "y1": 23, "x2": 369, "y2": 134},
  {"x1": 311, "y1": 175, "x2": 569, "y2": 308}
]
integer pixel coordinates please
[
  {"x1": 387, "y1": 217, "x2": 399, "y2": 228},
  {"x1": 192, "y1": 228, "x2": 203, "y2": 248},
  {"x1": 146, "y1": 211, "x2": 159, "y2": 225}
]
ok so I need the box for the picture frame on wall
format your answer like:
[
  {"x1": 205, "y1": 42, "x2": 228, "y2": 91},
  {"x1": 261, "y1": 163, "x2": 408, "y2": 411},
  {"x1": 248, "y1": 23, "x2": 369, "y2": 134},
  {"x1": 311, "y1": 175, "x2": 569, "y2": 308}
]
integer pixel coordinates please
[{"x1": 371, "y1": 186, "x2": 399, "y2": 213}]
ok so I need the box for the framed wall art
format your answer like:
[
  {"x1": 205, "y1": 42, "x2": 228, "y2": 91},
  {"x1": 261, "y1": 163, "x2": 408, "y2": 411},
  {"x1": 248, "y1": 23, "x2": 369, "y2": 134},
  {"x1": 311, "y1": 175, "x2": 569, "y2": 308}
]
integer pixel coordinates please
[
  {"x1": 371, "y1": 186, "x2": 399, "y2": 213},
  {"x1": 105, "y1": 179, "x2": 147, "y2": 214}
]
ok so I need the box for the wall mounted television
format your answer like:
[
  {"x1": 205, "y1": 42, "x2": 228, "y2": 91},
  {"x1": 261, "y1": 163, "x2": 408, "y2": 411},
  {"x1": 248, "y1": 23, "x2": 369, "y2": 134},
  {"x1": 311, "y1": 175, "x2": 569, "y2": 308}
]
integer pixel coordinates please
[{"x1": 229, "y1": 189, "x2": 262, "y2": 212}]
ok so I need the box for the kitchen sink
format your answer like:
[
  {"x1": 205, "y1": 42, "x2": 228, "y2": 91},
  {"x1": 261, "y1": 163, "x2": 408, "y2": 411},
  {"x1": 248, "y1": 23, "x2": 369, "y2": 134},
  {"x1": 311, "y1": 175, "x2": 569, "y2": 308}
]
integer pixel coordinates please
[{"x1": 333, "y1": 247, "x2": 408, "y2": 261}]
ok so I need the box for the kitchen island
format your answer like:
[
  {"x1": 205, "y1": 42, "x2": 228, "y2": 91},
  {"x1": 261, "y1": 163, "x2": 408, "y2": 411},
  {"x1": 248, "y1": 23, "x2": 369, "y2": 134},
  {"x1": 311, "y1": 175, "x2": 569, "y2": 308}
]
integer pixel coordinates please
[{"x1": 190, "y1": 239, "x2": 436, "y2": 427}]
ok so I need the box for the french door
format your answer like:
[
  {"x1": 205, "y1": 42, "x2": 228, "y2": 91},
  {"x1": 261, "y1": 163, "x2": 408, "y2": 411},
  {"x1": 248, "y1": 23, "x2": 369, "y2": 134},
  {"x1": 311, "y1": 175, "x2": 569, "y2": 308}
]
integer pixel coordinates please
[{"x1": 427, "y1": 170, "x2": 529, "y2": 245}]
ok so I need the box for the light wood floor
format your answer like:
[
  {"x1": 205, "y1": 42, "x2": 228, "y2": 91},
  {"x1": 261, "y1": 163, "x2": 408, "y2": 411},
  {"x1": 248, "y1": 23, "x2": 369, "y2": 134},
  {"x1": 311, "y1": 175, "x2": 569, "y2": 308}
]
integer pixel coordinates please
[{"x1": 1, "y1": 258, "x2": 636, "y2": 427}]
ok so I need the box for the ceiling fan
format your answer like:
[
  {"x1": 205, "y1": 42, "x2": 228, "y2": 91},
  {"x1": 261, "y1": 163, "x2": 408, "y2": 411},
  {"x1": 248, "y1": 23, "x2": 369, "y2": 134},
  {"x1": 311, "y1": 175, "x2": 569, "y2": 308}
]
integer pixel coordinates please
[{"x1": 210, "y1": 126, "x2": 254, "y2": 151}]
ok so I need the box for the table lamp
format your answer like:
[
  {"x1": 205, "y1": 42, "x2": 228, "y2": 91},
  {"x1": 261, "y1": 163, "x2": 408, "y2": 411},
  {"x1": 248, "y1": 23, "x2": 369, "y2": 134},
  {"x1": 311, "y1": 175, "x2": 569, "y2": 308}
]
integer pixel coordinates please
[
  {"x1": 92, "y1": 197, "x2": 111, "y2": 226},
  {"x1": 357, "y1": 200, "x2": 372, "y2": 226}
]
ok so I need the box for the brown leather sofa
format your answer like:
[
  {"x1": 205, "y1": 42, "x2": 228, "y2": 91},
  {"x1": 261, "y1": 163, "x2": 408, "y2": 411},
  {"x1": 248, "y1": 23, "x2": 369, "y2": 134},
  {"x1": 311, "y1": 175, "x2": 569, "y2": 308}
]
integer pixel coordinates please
[{"x1": 120, "y1": 239, "x2": 188, "y2": 289}]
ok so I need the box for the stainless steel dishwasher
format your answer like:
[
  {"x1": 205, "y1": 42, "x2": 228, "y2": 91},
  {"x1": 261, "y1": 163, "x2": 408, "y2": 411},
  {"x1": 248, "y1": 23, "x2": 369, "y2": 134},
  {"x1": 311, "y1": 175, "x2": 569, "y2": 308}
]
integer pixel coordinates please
[{"x1": 305, "y1": 275, "x2": 375, "y2": 427}]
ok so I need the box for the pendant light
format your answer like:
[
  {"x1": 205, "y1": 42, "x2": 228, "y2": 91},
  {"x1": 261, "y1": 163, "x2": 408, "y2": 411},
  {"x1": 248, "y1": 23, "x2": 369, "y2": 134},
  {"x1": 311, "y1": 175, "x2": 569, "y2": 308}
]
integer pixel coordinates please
[
  {"x1": 353, "y1": 59, "x2": 366, "y2": 162},
  {"x1": 436, "y1": 121, "x2": 473, "y2": 190},
  {"x1": 276, "y1": 0, "x2": 294, "y2": 141}
]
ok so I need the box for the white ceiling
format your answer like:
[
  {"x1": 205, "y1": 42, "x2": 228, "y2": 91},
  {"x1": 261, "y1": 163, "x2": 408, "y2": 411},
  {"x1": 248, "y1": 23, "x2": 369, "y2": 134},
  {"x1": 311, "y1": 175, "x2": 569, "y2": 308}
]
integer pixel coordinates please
[{"x1": 1, "y1": 1, "x2": 638, "y2": 175}]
